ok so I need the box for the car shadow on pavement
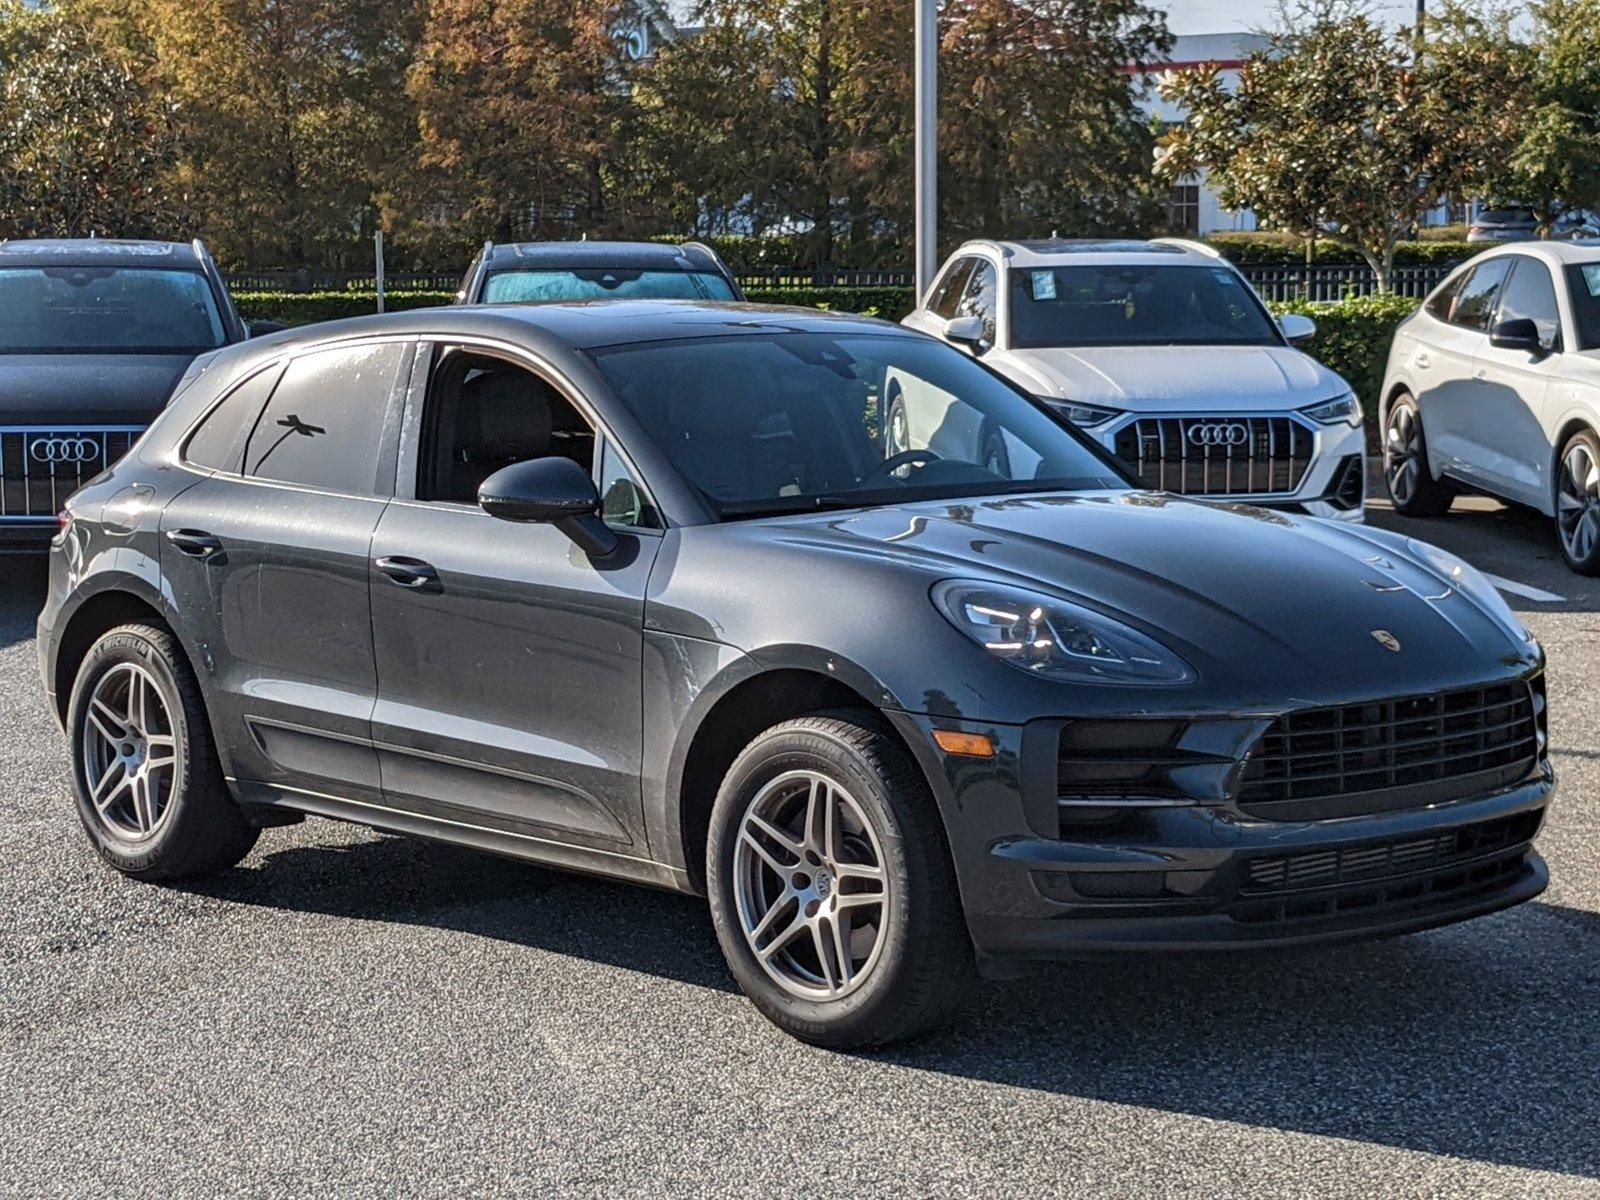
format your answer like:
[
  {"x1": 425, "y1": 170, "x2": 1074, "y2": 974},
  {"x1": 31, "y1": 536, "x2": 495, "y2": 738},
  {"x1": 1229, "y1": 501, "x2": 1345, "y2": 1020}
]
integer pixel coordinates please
[
  {"x1": 0, "y1": 558, "x2": 47, "y2": 652},
  {"x1": 200, "y1": 832, "x2": 1599, "y2": 1179}
]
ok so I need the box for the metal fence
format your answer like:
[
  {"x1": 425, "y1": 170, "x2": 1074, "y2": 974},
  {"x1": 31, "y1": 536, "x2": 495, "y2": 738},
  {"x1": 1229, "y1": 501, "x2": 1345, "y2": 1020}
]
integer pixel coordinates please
[{"x1": 221, "y1": 260, "x2": 1459, "y2": 299}]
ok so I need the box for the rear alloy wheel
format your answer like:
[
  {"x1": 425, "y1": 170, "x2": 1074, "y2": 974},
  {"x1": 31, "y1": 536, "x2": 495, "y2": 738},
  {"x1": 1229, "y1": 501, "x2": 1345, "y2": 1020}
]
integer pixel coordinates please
[
  {"x1": 1384, "y1": 394, "x2": 1454, "y2": 516},
  {"x1": 707, "y1": 712, "x2": 974, "y2": 1048},
  {"x1": 1556, "y1": 428, "x2": 1600, "y2": 574},
  {"x1": 67, "y1": 623, "x2": 259, "y2": 880}
]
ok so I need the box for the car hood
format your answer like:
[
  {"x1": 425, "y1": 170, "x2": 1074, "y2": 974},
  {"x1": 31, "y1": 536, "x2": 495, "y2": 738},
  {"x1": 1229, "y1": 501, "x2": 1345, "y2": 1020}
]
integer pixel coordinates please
[
  {"x1": 783, "y1": 492, "x2": 1537, "y2": 707},
  {"x1": 993, "y1": 345, "x2": 1347, "y2": 413},
  {"x1": 0, "y1": 354, "x2": 197, "y2": 425}
]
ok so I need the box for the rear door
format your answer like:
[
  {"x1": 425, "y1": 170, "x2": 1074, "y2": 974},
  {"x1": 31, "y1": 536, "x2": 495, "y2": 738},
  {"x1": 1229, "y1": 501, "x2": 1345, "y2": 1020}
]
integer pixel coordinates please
[
  {"x1": 1467, "y1": 255, "x2": 1562, "y2": 506},
  {"x1": 1420, "y1": 257, "x2": 1512, "y2": 485},
  {"x1": 159, "y1": 339, "x2": 412, "y2": 803}
]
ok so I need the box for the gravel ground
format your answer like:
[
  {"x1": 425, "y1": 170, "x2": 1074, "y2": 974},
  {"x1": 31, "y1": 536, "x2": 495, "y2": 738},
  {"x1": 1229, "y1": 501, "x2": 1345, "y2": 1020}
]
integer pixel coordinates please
[{"x1": 1, "y1": 491, "x2": 1597, "y2": 1198}]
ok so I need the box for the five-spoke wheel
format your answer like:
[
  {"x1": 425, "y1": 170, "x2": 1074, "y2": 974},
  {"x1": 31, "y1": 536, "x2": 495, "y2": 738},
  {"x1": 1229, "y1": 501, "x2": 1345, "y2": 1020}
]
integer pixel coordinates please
[{"x1": 82, "y1": 662, "x2": 178, "y2": 842}]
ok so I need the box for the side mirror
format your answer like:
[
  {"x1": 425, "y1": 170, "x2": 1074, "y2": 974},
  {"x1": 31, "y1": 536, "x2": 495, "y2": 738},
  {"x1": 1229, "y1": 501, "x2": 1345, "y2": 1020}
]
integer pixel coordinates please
[
  {"x1": 943, "y1": 314, "x2": 986, "y2": 353},
  {"x1": 478, "y1": 456, "x2": 619, "y2": 558},
  {"x1": 1489, "y1": 317, "x2": 1546, "y2": 356},
  {"x1": 247, "y1": 320, "x2": 288, "y2": 338},
  {"x1": 1278, "y1": 313, "x2": 1317, "y2": 345}
]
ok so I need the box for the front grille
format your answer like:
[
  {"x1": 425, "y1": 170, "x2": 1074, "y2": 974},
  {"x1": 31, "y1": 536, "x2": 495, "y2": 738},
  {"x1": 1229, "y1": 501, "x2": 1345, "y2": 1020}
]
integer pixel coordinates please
[
  {"x1": 0, "y1": 427, "x2": 139, "y2": 520},
  {"x1": 1238, "y1": 679, "x2": 1543, "y2": 820},
  {"x1": 1241, "y1": 810, "x2": 1542, "y2": 894},
  {"x1": 1113, "y1": 416, "x2": 1313, "y2": 496}
]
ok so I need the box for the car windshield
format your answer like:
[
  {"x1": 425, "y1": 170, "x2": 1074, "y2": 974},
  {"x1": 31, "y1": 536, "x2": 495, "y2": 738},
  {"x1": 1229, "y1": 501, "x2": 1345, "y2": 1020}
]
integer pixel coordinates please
[
  {"x1": 591, "y1": 331, "x2": 1127, "y2": 519},
  {"x1": 1565, "y1": 263, "x2": 1600, "y2": 350},
  {"x1": 0, "y1": 267, "x2": 226, "y2": 354},
  {"x1": 1008, "y1": 264, "x2": 1280, "y2": 349},
  {"x1": 483, "y1": 268, "x2": 737, "y2": 303}
]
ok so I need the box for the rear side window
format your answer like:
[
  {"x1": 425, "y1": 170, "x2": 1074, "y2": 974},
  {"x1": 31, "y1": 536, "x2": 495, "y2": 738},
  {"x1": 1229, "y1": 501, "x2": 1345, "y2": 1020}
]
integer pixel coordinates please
[
  {"x1": 183, "y1": 365, "x2": 280, "y2": 472},
  {"x1": 928, "y1": 258, "x2": 977, "y2": 319},
  {"x1": 1495, "y1": 258, "x2": 1562, "y2": 350},
  {"x1": 1449, "y1": 259, "x2": 1512, "y2": 331},
  {"x1": 242, "y1": 342, "x2": 407, "y2": 495}
]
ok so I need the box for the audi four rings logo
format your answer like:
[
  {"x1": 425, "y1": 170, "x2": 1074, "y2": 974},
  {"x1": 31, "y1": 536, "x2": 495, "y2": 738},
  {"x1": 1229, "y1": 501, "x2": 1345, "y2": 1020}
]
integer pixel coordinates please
[
  {"x1": 28, "y1": 437, "x2": 99, "y2": 465},
  {"x1": 1186, "y1": 422, "x2": 1250, "y2": 447}
]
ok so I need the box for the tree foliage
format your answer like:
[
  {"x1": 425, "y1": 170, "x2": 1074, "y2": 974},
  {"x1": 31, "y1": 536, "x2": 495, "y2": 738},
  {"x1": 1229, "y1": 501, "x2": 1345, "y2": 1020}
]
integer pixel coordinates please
[
  {"x1": 0, "y1": 2, "x2": 184, "y2": 240},
  {"x1": 1157, "y1": 2, "x2": 1518, "y2": 288}
]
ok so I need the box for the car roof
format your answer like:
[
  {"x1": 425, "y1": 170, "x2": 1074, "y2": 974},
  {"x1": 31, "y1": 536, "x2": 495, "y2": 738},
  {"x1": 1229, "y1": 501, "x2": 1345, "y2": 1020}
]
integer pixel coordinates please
[
  {"x1": 225, "y1": 300, "x2": 911, "y2": 365},
  {"x1": 954, "y1": 238, "x2": 1218, "y2": 269},
  {"x1": 481, "y1": 241, "x2": 727, "y2": 273},
  {"x1": 1468, "y1": 240, "x2": 1600, "y2": 267},
  {"x1": 0, "y1": 238, "x2": 206, "y2": 269}
]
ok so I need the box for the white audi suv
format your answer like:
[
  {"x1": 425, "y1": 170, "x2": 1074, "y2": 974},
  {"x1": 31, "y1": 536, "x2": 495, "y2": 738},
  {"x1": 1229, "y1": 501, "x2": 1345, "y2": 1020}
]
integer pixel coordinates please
[
  {"x1": 1379, "y1": 241, "x2": 1600, "y2": 573},
  {"x1": 902, "y1": 239, "x2": 1366, "y2": 520}
]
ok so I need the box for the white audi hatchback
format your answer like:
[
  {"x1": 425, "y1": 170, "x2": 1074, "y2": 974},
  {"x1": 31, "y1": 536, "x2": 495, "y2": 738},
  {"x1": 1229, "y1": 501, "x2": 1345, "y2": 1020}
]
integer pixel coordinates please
[
  {"x1": 902, "y1": 239, "x2": 1366, "y2": 520},
  {"x1": 1379, "y1": 241, "x2": 1600, "y2": 573}
]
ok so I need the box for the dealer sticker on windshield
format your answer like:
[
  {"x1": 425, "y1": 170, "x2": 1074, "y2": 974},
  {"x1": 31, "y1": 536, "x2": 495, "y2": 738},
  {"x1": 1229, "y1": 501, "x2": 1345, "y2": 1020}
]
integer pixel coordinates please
[
  {"x1": 1030, "y1": 270, "x2": 1058, "y2": 301},
  {"x1": 1582, "y1": 264, "x2": 1600, "y2": 298}
]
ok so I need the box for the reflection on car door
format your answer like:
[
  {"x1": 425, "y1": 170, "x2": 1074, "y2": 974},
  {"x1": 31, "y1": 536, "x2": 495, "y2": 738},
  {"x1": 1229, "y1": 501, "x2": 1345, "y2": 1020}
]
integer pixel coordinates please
[
  {"x1": 1467, "y1": 256, "x2": 1561, "y2": 506},
  {"x1": 1420, "y1": 258, "x2": 1510, "y2": 485},
  {"x1": 159, "y1": 339, "x2": 413, "y2": 803},
  {"x1": 366, "y1": 344, "x2": 661, "y2": 854}
]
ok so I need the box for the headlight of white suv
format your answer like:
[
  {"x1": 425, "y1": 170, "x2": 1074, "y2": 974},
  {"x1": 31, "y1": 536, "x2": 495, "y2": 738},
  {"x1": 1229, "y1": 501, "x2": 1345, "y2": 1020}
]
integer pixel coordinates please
[
  {"x1": 1406, "y1": 538, "x2": 1536, "y2": 645},
  {"x1": 1042, "y1": 398, "x2": 1121, "y2": 428},
  {"x1": 932, "y1": 580, "x2": 1196, "y2": 685},
  {"x1": 1301, "y1": 391, "x2": 1362, "y2": 427}
]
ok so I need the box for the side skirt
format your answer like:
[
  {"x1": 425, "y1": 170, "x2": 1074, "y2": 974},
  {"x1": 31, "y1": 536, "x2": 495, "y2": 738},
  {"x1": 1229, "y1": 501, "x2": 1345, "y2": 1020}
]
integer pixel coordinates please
[{"x1": 232, "y1": 780, "x2": 696, "y2": 895}]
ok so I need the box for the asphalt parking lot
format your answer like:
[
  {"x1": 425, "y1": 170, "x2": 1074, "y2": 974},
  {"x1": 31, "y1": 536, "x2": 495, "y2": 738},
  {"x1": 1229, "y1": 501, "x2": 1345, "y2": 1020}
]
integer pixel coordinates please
[{"x1": 2, "y1": 488, "x2": 1598, "y2": 1198}]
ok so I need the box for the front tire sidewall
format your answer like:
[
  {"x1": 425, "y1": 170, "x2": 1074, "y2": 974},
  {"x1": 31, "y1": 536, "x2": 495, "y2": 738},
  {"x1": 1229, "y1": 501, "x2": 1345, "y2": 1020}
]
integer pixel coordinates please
[
  {"x1": 707, "y1": 725, "x2": 939, "y2": 1045},
  {"x1": 1557, "y1": 429, "x2": 1600, "y2": 574},
  {"x1": 67, "y1": 630, "x2": 197, "y2": 876}
]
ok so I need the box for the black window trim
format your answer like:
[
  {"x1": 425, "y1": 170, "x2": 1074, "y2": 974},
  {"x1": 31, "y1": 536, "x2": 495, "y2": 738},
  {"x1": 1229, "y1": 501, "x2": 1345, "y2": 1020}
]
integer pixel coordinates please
[{"x1": 391, "y1": 334, "x2": 666, "y2": 536}]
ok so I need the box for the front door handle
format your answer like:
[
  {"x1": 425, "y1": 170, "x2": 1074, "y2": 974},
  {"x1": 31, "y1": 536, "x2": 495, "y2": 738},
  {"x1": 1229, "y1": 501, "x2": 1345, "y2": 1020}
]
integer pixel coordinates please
[
  {"x1": 165, "y1": 528, "x2": 221, "y2": 558},
  {"x1": 374, "y1": 556, "x2": 439, "y2": 588}
]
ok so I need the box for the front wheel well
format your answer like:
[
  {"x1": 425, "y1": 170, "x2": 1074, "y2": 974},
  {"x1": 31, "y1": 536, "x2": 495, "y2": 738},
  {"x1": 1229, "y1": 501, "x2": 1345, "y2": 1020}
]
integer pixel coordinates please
[
  {"x1": 52, "y1": 591, "x2": 169, "y2": 724},
  {"x1": 675, "y1": 669, "x2": 916, "y2": 893},
  {"x1": 1551, "y1": 418, "x2": 1598, "y2": 485}
]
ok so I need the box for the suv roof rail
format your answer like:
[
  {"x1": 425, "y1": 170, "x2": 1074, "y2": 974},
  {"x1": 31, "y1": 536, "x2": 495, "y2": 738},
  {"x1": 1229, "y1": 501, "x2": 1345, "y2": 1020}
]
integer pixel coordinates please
[{"x1": 1151, "y1": 236, "x2": 1223, "y2": 260}]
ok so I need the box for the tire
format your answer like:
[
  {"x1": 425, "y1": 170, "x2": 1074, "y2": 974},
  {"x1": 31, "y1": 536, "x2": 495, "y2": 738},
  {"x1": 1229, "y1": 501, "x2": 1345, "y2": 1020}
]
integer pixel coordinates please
[
  {"x1": 706, "y1": 711, "x2": 975, "y2": 1048},
  {"x1": 1555, "y1": 427, "x2": 1600, "y2": 575},
  {"x1": 66, "y1": 622, "x2": 259, "y2": 880},
  {"x1": 884, "y1": 387, "x2": 909, "y2": 458},
  {"x1": 1383, "y1": 392, "x2": 1455, "y2": 517}
]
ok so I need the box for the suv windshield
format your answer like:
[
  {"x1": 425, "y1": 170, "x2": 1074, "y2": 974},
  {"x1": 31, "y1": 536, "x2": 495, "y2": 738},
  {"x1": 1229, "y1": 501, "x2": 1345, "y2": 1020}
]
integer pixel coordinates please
[
  {"x1": 483, "y1": 268, "x2": 737, "y2": 304},
  {"x1": 0, "y1": 267, "x2": 226, "y2": 354},
  {"x1": 1008, "y1": 264, "x2": 1280, "y2": 349},
  {"x1": 592, "y1": 331, "x2": 1126, "y2": 519}
]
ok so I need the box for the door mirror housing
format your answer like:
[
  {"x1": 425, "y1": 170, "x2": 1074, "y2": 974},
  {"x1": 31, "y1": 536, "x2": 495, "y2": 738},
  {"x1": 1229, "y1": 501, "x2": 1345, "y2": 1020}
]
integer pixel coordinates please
[
  {"x1": 943, "y1": 314, "x2": 986, "y2": 352},
  {"x1": 1489, "y1": 317, "x2": 1547, "y2": 356},
  {"x1": 478, "y1": 457, "x2": 619, "y2": 558},
  {"x1": 247, "y1": 320, "x2": 288, "y2": 339},
  {"x1": 1278, "y1": 313, "x2": 1317, "y2": 345}
]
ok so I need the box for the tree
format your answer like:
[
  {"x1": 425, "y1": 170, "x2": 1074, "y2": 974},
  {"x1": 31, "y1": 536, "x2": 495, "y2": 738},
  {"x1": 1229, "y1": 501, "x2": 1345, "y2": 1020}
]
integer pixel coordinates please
[
  {"x1": 1157, "y1": 3, "x2": 1517, "y2": 288},
  {"x1": 0, "y1": 3, "x2": 184, "y2": 240},
  {"x1": 68, "y1": 0, "x2": 422, "y2": 269},
  {"x1": 398, "y1": 0, "x2": 636, "y2": 251}
]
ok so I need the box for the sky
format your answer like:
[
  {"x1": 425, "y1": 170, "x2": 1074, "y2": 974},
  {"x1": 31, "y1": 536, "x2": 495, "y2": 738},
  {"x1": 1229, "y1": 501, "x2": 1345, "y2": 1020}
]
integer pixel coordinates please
[{"x1": 1165, "y1": 1, "x2": 1417, "y2": 35}]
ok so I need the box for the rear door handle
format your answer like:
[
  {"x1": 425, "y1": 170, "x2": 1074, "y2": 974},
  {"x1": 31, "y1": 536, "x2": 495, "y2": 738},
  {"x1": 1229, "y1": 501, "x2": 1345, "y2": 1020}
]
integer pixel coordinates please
[
  {"x1": 374, "y1": 556, "x2": 439, "y2": 588},
  {"x1": 165, "y1": 529, "x2": 222, "y2": 558}
]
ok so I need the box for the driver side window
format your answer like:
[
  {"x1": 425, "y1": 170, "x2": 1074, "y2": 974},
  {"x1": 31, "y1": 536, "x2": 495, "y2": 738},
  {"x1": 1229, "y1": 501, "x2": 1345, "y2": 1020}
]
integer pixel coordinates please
[{"x1": 959, "y1": 261, "x2": 998, "y2": 348}]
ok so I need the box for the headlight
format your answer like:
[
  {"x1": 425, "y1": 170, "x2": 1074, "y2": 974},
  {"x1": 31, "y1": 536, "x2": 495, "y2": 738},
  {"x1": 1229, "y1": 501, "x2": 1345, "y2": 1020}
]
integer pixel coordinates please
[
  {"x1": 1406, "y1": 538, "x2": 1536, "y2": 645},
  {"x1": 1301, "y1": 391, "x2": 1362, "y2": 427},
  {"x1": 1043, "y1": 398, "x2": 1121, "y2": 428},
  {"x1": 932, "y1": 580, "x2": 1196, "y2": 685}
]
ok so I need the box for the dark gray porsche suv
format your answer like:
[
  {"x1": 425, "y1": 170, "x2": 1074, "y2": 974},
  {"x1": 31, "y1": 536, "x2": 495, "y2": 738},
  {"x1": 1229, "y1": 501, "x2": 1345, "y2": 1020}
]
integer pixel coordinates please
[{"x1": 38, "y1": 302, "x2": 1553, "y2": 1047}]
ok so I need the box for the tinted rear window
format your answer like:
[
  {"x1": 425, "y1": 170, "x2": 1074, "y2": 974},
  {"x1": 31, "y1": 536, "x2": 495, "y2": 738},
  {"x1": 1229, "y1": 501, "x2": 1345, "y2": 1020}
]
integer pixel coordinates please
[
  {"x1": 482, "y1": 269, "x2": 735, "y2": 303},
  {"x1": 0, "y1": 267, "x2": 225, "y2": 353},
  {"x1": 241, "y1": 342, "x2": 407, "y2": 495}
]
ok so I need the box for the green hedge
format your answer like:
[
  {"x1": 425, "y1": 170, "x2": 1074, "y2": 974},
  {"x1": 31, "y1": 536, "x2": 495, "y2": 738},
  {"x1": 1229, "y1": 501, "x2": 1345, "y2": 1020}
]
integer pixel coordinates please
[
  {"x1": 1205, "y1": 231, "x2": 1476, "y2": 266},
  {"x1": 1270, "y1": 293, "x2": 1418, "y2": 422}
]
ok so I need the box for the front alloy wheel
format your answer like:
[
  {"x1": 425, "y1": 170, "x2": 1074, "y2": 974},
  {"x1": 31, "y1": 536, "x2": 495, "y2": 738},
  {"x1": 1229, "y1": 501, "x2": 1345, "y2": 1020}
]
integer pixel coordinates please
[
  {"x1": 1384, "y1": 394, "x2": 1453, "y2": 516},
  {"x1": 1556, "y1": 429, "x2": 1600, "y2": 574}
]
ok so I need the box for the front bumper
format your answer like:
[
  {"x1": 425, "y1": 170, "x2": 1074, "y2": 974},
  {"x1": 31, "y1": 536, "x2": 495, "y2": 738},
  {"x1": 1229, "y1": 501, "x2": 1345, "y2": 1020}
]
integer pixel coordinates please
[{"x1": 886, "y1": 710, "x2": 1552, "y2": 963}]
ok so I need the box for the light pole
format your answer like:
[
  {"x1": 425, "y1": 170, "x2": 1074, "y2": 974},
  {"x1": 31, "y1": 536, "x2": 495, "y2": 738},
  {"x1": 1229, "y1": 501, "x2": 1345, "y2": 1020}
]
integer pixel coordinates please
[{"x1": 914, "y1": 0, "x2": 937, "y2": 304}]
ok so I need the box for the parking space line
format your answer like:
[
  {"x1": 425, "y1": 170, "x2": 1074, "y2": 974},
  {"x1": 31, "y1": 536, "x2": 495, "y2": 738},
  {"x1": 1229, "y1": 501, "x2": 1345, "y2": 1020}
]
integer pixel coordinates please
[{"x1": 1484, "y1": 573, "x2": 1567, "y2": 604}]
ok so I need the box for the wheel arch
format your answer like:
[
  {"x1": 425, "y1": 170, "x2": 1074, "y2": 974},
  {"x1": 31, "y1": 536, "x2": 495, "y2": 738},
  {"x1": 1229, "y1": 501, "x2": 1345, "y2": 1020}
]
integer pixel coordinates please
[
  {"x1": 1550, "y1": 416, "x2": 1599, "y2": 507},
  {"x1": 51, "y1": 582, "x2": 184, "y2": 726},
  {"x1": 670, "y1": 666, "x2": 930, "y2": 894}
]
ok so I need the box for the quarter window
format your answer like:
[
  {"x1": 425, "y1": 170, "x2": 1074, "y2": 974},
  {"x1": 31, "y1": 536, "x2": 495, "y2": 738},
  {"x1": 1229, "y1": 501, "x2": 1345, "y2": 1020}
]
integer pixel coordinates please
[
  {"x1": 1494, "y1": 258, "x2": 1561, "y2": 350},
  {"x1": 599, "y1": 440, "x2": 659, "y2": 529},
  {"x1": 1424, "y1": 274, "x2": 1463, "y2": 322},
  {"x1": 241, "y1": 342, "x2": 407, "y2": 495},
  {"x1": 183, "y1": 364, "x2": 280, "y2": 472},
  {"x1": 1449, "y1": 259, "x2": 1512, "y2": 331}
]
